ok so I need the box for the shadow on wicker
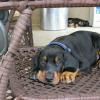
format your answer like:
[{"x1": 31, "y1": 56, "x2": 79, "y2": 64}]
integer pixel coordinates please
[{"x1": 9, "y1": 47, "x2": 100, "y2": 99}]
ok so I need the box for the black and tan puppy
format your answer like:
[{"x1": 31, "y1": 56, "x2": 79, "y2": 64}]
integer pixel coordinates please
[
  {"x1": 68, "y1": 18, "x2": 89, "y2": 27},
  {"x1": 32, "y1": 31, "x2": 100, "y2": 84}
]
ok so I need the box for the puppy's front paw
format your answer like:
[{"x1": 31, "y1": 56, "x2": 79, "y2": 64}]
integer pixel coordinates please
[{"x1": 60, "y1": 69, "x2": 79, "y2": 84}]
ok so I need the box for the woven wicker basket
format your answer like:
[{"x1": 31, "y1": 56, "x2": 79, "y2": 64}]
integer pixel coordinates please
[
  {"x1": 0, "y1": 0, "x2": 100, "y2": 100},
  {"x1": 9, "y1": 47, "x2": 100, "y2": 100}
]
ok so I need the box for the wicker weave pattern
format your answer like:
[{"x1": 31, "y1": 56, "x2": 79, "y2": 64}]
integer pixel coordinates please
[
  {"x1": 0, "y1": 8, "x2": 32, "y2": 100},
  {"x1": 0, "y1": 0, "x2": 100, "y2": 100},
  {"x1": 9, "y1": 48, "x2": 100, "y2": 100}
]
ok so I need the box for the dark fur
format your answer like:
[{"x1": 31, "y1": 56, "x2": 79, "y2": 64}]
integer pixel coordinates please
[
  {"x1": 32, "y1": 31, "x2": 100, "y2": 81},
  {"x1": 68, "y1": 18, "x2": 89, "y2": 27}
]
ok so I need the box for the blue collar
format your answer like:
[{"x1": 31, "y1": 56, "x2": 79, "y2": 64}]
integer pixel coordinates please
[{"x1": 49, "y1": 42, "x2": 71, "y2": 52}]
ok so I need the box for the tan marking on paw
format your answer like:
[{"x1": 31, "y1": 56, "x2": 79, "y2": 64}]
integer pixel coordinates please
[{"x1": 60, "y1": 69, "x2": 79, "y2": 84}]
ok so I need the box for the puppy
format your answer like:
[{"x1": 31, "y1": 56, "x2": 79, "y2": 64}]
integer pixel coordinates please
[
  {"x1": 68, "y1": 18, "x2": 89, "y2": 27},
  {"x1": 32, "y1": 31, "x2": 100, "y2": 84}
]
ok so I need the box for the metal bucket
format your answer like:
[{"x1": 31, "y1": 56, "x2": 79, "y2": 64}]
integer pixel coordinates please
[
  {"x1": 0, "y1": 10, "x2": 9, "y2": 24},
  {"x1": 40, "y1": 8, "x2": 68, "y2": 31},
  {"x1": 0, "y1": 21, "x2": 8, "y2": 55}
]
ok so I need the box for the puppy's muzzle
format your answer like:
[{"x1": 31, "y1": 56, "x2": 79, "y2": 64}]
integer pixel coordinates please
[
  {"x1": 45, "y1": 71, "x2": 54, "y2": 82},
  {"x1": 34, "y1": 70, "x2": 60, "y2": 84}
]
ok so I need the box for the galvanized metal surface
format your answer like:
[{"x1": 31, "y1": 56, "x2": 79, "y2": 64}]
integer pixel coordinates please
[
  {"x1": 41, "y1": 8, "x2": 68, "y2": 30},
  {"x1": 0, "y1": 21, "x2": 8, "y2": 55}
]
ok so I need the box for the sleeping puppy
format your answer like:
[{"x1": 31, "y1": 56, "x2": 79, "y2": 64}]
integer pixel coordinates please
[
  {"x1": 32, "y1": 31, "x2": 100, "y2": 84},
  {"x1": 68, "y1": 18, "x2": 89, "y2": 27}
]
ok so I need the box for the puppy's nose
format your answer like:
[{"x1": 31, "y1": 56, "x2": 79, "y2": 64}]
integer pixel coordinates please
[{"x1": 45, "y1": 72, "x2": 54, "y2": 82}]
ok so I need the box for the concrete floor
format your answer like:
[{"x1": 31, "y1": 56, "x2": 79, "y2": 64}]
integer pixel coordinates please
[{"x1": 32, "y1": 26, "x2": 100, "y2": 47}]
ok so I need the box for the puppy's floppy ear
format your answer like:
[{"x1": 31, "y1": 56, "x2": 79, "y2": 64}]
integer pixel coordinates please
[
  {"x1": 32, "y1": 50, "x2": 41, "y2": 72},
  {"x1": 30, "y1": 50, "x2": 41, "y2": 80},
  {"x1": 63, "y1": 52, "x2": 79, "y2": 72}
]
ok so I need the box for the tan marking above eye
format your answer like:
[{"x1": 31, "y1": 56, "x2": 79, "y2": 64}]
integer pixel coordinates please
[
  {"x1": 55, "y1": 56, "x2": 59, "y2": 63},
  {"x1": 43, "y1": 56, "x2": 47, "y2": 61}
]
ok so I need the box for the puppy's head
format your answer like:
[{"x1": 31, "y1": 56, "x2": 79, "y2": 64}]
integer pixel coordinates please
[{"x1": 32, "y1": 46, "x2": 79, "y2": 84}]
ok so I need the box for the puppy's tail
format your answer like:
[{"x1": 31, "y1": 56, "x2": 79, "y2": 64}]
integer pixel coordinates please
[{"x1": 91, "y1": 32, "x2": 100, "y2": 50}]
